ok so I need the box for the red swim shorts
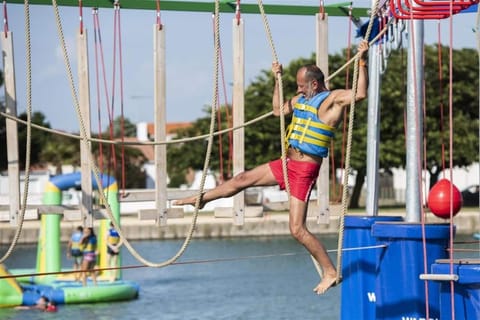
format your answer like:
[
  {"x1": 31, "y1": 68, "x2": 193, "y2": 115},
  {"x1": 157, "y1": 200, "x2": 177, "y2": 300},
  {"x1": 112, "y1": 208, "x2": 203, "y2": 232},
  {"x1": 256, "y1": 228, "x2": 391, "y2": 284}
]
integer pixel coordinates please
[{"x1": 268, "y1": 158, "x2": 320, "y2": 202}]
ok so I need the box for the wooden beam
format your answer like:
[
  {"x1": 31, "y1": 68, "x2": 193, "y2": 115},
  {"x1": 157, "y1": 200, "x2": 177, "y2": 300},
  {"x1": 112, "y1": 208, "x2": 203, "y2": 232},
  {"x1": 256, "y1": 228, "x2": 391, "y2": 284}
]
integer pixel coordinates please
[
  {"x1": 77, "y1": 30, "x2": 93, "y2": 227},
  {"x1": 1, "y1": 31, "x2": 20, "y2": 226},
  {"x1": 153, "y1": 25, "x2": 168, "y2": 226},
  {"x1": 232, "y1": 17, "x2": 245, "y2": 226},
  {"x1": 315, "y1": 13, "x2": 330, "y2": 225}
]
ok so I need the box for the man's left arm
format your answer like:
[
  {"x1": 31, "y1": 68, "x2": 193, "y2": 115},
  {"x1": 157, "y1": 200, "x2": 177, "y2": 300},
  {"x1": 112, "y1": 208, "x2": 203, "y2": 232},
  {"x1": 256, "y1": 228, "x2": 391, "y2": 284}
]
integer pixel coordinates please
[{"x1": 355, "y1": 40, "x2": 369, "y2": 101}]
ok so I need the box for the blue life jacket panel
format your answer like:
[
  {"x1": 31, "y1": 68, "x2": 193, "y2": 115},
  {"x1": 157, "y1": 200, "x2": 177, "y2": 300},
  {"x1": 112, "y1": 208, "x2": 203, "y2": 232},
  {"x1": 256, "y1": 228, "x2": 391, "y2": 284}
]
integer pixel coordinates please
[{"x1": 287, "y1": 91, "x2": 335, "y2": 158}]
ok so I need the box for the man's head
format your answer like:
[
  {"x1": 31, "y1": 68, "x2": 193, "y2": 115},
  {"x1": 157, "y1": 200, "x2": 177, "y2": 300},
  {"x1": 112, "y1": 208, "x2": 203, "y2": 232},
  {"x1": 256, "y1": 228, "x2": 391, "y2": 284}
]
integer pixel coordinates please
[{"x1": 296, "y1": 65, "x2": 326, "y2": 98}]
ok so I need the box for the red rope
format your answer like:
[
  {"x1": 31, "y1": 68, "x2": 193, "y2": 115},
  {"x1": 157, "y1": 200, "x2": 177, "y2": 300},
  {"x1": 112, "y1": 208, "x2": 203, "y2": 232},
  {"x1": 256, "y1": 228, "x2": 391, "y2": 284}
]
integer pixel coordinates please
[
  {"x1": 113, "y1": 1, "x2": 127, "y2": 194},
  {"x1": 235, "y1": 0, "x2": 241, "y2": 25},
  {"x1": 212, "y1": 13, "x2": 234, "y2": 182},
  {"x1": 110, "y1": 4, "x2": 119, "y2": 177},
  {"x1": 93, "y1": 8, "x2": 115, "y2": 184},
  {"x1": 78, "y1": 0, "x2": 83, "y2": 35},
  {"x1": 156, "y1": 0, "x2": 163, "y2": 30},
  {"x1": 406, "y1": 10, "x2": 432, "y2": 318},
  {"x1": 319, "y1": 0, "x2": 325, "y2": 19},
  {"x1": 219, "y1": 40, "x2": 233, "y2": 180},
  {"x1": 93, "y1": 9, "x2": 104, "y2": 172},
  {"x1": 437, "y1": 23, "x2": 446, "y2": 175},
  {"x1": 447, "y1": 3, "x2": 456, "y2": 318},
  {"x1": 3, "y1": 0, "x2": 8, "y2": 37}
]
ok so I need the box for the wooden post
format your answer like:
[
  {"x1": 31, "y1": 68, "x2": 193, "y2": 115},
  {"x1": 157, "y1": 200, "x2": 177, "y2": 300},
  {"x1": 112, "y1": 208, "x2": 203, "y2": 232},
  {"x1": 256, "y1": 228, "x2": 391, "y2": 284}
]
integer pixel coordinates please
[
  {"x1": 232, "y1": 17, "x2": 245, "y2": 225},
  {"x1": 1, "y1": 31, "x2": 20, "y2": 226},
  {"x1": 77, "y1": 30, "x2": 93, "y2": 227},
  {"x1": 313, "y1": 13, "x2": 330, "y2": 224},
  {"x1": 153, "y1": 24, "x2": 168, "y2": 226}
]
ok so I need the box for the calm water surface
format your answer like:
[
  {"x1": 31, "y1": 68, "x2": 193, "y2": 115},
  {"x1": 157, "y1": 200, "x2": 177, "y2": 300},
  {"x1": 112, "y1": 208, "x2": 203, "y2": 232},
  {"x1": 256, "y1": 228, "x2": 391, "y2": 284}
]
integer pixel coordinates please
[{"x1": 0, "y1": 235, "x2": 342, "y2": 320}]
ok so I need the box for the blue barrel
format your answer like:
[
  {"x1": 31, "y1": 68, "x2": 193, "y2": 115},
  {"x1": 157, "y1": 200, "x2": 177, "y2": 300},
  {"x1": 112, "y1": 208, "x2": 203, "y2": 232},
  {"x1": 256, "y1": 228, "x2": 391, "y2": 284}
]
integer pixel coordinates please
[
  {"x1": 341, "y1": 215, "x2": 403, "y2": 320},
  {"x1": 431, "y1": 261, "x2": 480, "y2": 319},
  {"x1": 372, "y1": 223, "x2": 452, "y2": 320}
]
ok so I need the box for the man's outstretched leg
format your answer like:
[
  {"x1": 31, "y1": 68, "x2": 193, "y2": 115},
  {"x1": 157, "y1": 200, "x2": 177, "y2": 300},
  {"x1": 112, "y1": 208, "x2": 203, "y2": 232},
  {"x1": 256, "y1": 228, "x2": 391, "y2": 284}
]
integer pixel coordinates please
[
  {"x1": 289, "y1": 197, "x2": 338, "y2": 294},
  {"x1": 172, "y1": 163, "x2": 277, "y2": 207}
]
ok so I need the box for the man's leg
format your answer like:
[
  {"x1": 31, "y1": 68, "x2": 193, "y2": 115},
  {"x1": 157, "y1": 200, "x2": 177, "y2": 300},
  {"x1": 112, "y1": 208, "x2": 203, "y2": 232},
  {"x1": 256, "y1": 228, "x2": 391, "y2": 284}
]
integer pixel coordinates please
[
  {"x1": 288, "y1": 197, "x2": 337, "y2": 294},
  {"x1": 173, "y1": 163, "x2": 277, "y2": 207}
]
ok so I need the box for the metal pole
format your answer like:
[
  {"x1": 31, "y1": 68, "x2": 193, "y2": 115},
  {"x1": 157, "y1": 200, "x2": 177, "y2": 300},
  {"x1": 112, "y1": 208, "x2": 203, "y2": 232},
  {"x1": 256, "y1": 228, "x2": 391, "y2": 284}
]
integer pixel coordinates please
[
  {"x1": 365, "y1": 45, "x2": 381, "y2": 216},
  {"x1": 405, "y1": 20, "x2": 424, "y2": 222}
]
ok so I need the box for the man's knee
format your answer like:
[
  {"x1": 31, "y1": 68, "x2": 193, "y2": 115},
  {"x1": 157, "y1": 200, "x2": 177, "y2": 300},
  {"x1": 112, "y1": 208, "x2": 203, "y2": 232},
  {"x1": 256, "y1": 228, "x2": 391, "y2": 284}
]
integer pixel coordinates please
[{"x1": 289, "y1": 223, "x2": 308, "y2": 242}]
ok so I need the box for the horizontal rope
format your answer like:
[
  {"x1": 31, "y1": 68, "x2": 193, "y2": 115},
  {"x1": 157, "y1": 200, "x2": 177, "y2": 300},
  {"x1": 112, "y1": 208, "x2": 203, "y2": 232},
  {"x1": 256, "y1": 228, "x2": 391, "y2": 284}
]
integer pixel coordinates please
[
  {"x1": 0, "y1": 243, "x2": 387, "y2": 280},
  {"x1": 0, "y1": 110, "x2": 273, "y2": 146}
]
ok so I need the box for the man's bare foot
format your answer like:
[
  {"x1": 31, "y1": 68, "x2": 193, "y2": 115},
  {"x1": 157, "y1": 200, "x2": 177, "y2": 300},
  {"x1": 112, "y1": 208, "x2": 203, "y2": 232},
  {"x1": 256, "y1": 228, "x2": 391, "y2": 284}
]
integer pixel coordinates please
[
  {"x1": 313, "y1": 273, "x2": 340, "y2": 295},
  {"x1": 172, "y1": 193, "x2": 206, "y2": 209}
]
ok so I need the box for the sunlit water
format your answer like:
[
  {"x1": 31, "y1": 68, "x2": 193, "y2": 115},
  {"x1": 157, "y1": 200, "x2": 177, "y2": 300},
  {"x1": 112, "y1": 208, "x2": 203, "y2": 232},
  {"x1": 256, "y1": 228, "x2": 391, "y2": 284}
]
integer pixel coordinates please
[{"x1": 0, "y1": 235, "x2": 343, "y2": 320}]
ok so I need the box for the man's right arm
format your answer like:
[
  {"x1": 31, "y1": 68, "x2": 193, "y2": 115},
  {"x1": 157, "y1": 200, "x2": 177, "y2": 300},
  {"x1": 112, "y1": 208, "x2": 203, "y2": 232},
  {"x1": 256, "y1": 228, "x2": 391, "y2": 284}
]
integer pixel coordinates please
[{"x1": 271, "y1": 62, "x2": 294, "y2": 116}]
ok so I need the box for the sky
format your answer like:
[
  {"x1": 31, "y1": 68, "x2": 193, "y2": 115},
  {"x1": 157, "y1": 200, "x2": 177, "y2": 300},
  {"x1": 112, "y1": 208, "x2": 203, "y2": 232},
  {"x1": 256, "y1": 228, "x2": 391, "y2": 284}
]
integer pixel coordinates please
[{"x1": 1, "y1": 1, "x2": 478, "y2": 133}]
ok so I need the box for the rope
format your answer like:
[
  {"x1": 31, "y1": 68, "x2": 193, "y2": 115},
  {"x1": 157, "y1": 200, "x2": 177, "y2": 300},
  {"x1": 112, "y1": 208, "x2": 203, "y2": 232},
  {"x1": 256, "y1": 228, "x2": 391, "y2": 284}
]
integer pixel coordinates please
[
  {"x1": 0, "y1": 244, "x2": 388, "y2": 280},
  {"x1": 48, "y1": 0, "x2": 217, "y2": 268},
  {"x1": 0, "y1": 0, "x2": 33, "y2": 264},
  {"x1": 0, "y1": 109, "x2": 272, "y2": 146},
  {"x1": 155, "y1": 0, "x2": 162, "y2": 29},
  {"x1": 335, "y1": 3, "x2": 355, "y2": 202},
  {"x1": 257, "y1": 0, "x2": 290, "y2": 196},
  {"x1": 446, "y1": 5, "x2": 457, "y2": 318},
  {"x1": 335, "y1": 0, "x2": 381, "y2": 285},
  {"x1": 112, "y1": 1, "x2": 127, "y2": 194},
  {"x1": 3, "y1": 0, "x2": 9, "y2": 36},
  {"x1": 78, "y1": 0, "x2": 83, "y2": 34}
]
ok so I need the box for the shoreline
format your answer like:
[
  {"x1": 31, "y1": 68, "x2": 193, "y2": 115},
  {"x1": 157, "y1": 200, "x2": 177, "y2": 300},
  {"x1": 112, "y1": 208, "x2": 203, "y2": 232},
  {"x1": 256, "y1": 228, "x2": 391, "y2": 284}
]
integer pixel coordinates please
[{"x1": 0, "y1": 208, "x2": 478, "y2": 245}]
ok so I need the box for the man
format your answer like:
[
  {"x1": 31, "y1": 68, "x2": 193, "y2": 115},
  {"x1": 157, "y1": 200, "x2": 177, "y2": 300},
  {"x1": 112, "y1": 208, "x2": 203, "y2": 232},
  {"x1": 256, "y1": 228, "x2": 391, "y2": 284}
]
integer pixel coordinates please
[
  {"x1": 173, "y1": 40, "x2": 369, "y2": 294},
  {"x1": 67, "y1": 225, "x2": 83, "y2": 281}
]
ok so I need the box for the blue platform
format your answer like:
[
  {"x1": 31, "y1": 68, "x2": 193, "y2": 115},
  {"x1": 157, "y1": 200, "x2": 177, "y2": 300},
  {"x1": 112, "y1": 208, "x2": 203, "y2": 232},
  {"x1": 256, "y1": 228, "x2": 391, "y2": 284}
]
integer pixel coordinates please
[
  {"x1": 432, "y1": 260, "x2": 480, "y2": 320},
  {"x1": 372, "y1": 223, "x2": 452, "y2": 320}
]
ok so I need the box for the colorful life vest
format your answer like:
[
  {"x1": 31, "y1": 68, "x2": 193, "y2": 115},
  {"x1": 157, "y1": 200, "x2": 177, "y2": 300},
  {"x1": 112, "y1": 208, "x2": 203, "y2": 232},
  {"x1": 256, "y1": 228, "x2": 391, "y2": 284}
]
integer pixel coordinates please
[
  {"x1": 286, "y1": 91, "x2": 335, "y2": 158},
  {"x1": 70, "y1": 231, "x2": 83, "y2": 251},
  {"x1": 82, "y1": 235, "x2": 97, "y2": 254},
  {"x1": 108, "y1": 228, "x2": 120, "y2": 245}
]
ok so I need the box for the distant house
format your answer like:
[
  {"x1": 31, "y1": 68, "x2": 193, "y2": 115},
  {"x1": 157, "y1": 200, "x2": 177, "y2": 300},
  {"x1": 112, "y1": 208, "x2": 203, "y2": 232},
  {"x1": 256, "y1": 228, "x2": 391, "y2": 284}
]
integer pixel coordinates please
[
  {"x1": 136, "y1": 122, "x2": 193, "y2": 188},
  {"x1": 136, "y1": 121, "x2": 192, "y2": 142}
]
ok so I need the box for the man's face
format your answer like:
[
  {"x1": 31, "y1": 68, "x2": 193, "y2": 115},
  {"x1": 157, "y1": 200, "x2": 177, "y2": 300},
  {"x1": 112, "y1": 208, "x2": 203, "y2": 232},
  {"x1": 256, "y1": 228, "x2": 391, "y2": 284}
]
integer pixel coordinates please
[{"x1": 296, "y1": 69, "x2": 317, "y2": 99}]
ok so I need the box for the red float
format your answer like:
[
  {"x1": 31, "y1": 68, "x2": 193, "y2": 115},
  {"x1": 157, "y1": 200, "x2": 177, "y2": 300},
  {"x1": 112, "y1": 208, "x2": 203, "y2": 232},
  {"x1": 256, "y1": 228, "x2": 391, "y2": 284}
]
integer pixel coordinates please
[{"x1": 427, "y1": 179, "x2": 463, "y2": 219}]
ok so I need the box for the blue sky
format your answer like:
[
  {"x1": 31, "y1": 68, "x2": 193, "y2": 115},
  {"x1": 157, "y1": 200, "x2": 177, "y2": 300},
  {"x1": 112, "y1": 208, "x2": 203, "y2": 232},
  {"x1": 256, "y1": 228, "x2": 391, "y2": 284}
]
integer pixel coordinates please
[{"x1": 1, "y1": 1, "x2": 478, "y2": 132}]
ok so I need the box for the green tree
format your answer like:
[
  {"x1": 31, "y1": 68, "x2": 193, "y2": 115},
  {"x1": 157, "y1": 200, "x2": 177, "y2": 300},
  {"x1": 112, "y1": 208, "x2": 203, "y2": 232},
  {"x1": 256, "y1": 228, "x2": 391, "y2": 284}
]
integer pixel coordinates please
[
  {"x1": 328, "y1": 45, "x2": 479, "y2": 207},
  {"x1": 106, "y1": 116, "x2": 138, "y2": 138},
  {"x1": 40, "y1": 134, "x2": 81, "y2": 174},
  {"x1": 17, "y1": 111, "x2": 52, "y2": 170},
  {"x1": 1, "y1": 110, "x2": 52, "y2": 171}
]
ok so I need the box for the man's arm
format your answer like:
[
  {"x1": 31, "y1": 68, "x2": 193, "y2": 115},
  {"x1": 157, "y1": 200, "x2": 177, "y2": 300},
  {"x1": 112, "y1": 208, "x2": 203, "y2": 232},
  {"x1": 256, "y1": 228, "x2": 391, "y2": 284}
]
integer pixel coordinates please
[
  {"x1": 332, "y1": 40, "x2": 370, "y2": 106},
  {"x1": 271, "y1": 62, "x2": 294, "y2": 116},
  {"x1": 354, "y1": 41, "x2": 369, "y2": 101}
]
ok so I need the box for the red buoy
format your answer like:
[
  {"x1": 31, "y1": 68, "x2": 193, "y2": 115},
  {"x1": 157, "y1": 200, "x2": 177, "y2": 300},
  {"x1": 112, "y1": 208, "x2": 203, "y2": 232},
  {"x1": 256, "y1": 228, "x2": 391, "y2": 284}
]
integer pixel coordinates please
[{"x1": 427, "y1": 179, "x2": 463, "y2": 219}]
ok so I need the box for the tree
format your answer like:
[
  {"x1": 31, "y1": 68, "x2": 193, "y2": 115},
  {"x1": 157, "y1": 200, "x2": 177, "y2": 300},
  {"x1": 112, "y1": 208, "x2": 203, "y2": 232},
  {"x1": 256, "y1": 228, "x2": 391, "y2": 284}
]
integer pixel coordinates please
[
  {"x1": 17, "y1": 111, "x2": 52, "y2": 170},
  {"x1": 105, "y1": 116, "x2": 138, "y2": 138},
  {"x1": 328, "y1": 45, "x2": 479, "y2": 207},
  {"x1": 41, "y1": 134, "x2": 81, "y2": 174}
]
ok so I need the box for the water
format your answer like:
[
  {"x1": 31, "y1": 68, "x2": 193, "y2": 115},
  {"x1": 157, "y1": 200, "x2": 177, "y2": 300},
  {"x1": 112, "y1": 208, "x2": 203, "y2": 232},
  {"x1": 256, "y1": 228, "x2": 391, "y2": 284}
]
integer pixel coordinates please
[{"x1": 0, "y1": 235, "x2": 341, "y2": 320}]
